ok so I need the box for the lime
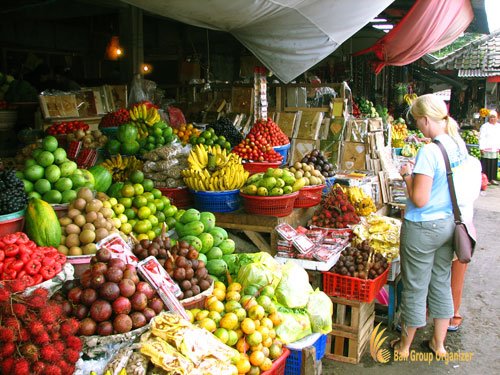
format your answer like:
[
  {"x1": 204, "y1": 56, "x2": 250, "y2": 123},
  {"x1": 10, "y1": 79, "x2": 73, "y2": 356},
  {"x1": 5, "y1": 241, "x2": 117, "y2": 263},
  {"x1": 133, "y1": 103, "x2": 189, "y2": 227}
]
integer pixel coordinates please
[
  {"x1": 161, "y1": 196, "x2": 171, "y2": 207},
  {"x1": 42, "y1": 136, "x2": 58, "y2": 152},
  {"x1": 43, "y1": 190, "x2": 62, "y2": 204},
  {"x1": 133, "y1": 183, "x2": 144, "y2": 195},
  {"x1": 24, "y1": 165, "x2": 45, "y2": 182},
  {"x1": 36, "y1": 151, "x2": 55, "y2": 167},
  {"x1": 124, "y1": 208, "x2": 136, "y2": 220},
  {"x1": 148, "y1": 215, "x2": 159, "y2": 227},
  {"x1": 218, "y1": 135, "x2": 226, "y2": 142},
  {"x1": 61, "y1": 189, "x2": 77, "y2": 204},
  {"x1": 205, "y1": 139, "x2": 214, "y2": 146},
  {"x1": 155, "y1": 211, "x2": 165, "y2": 223},
  {"x1": 121, "y1": 184, "x2": 136, "y2": 198},
  {"x1": 119, "y1": 197, "x2": 132, "y2": 208},
  {"x1": 224, "y1": 141, "x2": 231, "y2": 150},
  {"x1": 54, "y1": 177, "x2": 73, "y2": 192},
  {"x1": 53, "y1": 148, "x2": 67, "y2": 164},
  {"x1": 133, "y1": 220, "x2": 150, "y2": 234},
  {"x1": 133, "y1": 195, "x2": 148, "y2": 208},
  {"x1": 153, "y1": 198, "x2": 164, "y2": 211},
  {"x1": 165, "y1": 216, "x2": 176, "y2": 228},
  {"x1": 129, "y1": 170, "x2": 145, "y2": 184},
  {"x1": 22, "y1": 179, "x2": 33, "y2": 193},
  {"x1": 34, "y1": 179, "x2": 51, "y2": 195},
  {"x1": 142, "y1": 179, "x2": 154, "y2": 192},
  {"x1": 146, "y1": 202, "x2": 157, "y2": 215},
  {"x1": 28, "y1": 191, "x2": 42, "y2": 200},
  {"x1": 208, "y1": 128, "x2": 216, "y2": 135},
  {"x1": 197, "y1": 137, "x2": 206, "y2": 145},
  {"x1": 137, "y1": 206, "x2": 151, "y2": 220},
  {"x1": 201, "y1": 130, "x2": 212, "y2": 139},
  {"x1": 151, "y1": 188, "x2": 162, "y2": 199},
  {"x1": 156, "y1": 136, "x2": 165, "y2": 145}
]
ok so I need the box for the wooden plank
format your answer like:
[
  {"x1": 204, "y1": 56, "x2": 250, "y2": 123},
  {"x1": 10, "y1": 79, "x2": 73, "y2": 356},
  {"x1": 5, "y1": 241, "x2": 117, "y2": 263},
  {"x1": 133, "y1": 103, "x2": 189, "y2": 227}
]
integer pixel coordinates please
[
  {"x1": 285, "y1": 107, "x2": 329, "y2": 112},
  {"x1": 301, "y1": 346, "x2": 316, "y2": 375},
  {"x1": 243, "y1": 230, "x2": 272, "y2": 253}
]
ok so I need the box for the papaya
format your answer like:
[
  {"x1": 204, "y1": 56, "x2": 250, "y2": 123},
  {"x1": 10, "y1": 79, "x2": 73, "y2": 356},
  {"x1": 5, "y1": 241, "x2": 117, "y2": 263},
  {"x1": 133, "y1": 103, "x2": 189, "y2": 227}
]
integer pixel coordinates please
[
  {"x1": 206, "y1": 259, "x2": 228, "y2": 277},
  {"x1": 219, "y1": 239, "x2": 236, "y2": 255},
  {"x1": 180, "y1": 208, "x2": 201, "y2": 224},
  {"x1": 198, "y1": 232, "x2": 214, "y2": 254},
  {"x1": 209, "y1": 227, "x2": 228, "y2": 246},
  {"x1": 180, "y1": 235, "x2": 202, "y2": 252},
  {"x1": 200, "y1": 212, "x2": 216, "y2": 232},
  {"x1": 206, "y1": 246, "x2": 223, "y2": 260},
  {"x1": 25, "y1": 198, "x2": 61, "y2": 247},
  {"x1": 183, "y1": 221, "x2": 204, "y2": 236}
]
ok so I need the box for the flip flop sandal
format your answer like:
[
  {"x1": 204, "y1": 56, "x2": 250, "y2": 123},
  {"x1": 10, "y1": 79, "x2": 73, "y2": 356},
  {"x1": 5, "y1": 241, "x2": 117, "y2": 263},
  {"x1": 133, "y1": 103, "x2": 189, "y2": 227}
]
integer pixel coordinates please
[
  {"x1": 447, "y1": 324, "x2": 460, "y2": 332},
  {"x1": 448, "y1": 316, "x2": 463, "y2": 332}
]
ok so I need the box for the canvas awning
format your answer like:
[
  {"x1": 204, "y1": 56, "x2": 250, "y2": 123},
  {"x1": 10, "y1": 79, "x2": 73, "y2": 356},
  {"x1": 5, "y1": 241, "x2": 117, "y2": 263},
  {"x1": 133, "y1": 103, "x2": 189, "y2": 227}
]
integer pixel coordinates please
[{"x1": 121, "y1": 0, "x2": 394, "y2": 83}]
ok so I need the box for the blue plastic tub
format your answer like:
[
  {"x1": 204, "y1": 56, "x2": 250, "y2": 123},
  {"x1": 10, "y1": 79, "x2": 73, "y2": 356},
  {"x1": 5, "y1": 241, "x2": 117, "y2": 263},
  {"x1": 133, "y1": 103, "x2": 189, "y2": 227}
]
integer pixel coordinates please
[
  {"x1": 285, "y1": 334, "x2": 327, "y2": 375},
  {"x1": 191, "y1": 189, "x2": 240, "y2": 212},
  {"x1": 323, "y1": 176, "x2": 336, "y2": 195},
  {"x1": 274, "y1": 143, "x2": 291, "y2": 165}
]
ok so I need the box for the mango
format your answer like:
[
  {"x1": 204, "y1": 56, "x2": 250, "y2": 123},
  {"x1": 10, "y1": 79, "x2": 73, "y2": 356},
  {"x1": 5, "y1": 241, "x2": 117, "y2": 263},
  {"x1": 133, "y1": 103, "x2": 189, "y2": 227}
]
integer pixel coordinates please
[
  {"x1": 175, "y1": 221, "x2": 186, "y2": 237},
  {"x1": 207, "y1": 246, "x2": 223, "y2": 260},
  {"x1": 219, "y1": 239, "x2": 236, "y2": 255},
  {"x1": 198, "y1": 232, "x2": 214, "y2": 254},
  {"x1": 210, "y1": 227, "x2": 228, "y2": 246},
  {"x1": 183, "y1": 220, "x2": 205, "y2": 236},
  {"x1": 206, "y1": 259, "x2": 228, "y2": 277},
  {"x1": 200, "y1": 212, "x2": 216, "y2": 232},
  {"x1": 180, "y1": 235, "x2": 203, "y2": 252},
  {"x1": 180, "y1": 208, "x2": 201, "y2": 224}
]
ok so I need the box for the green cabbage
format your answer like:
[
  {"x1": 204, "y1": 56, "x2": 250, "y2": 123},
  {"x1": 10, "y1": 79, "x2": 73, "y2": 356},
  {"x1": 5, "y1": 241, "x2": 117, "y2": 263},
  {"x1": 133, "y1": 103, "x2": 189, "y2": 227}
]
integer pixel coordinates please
[
  {"x1": 275, "y1": 306, "x2": 312, "y2": 344},
  {"x1": 306, "y1": 290, "x2": 333, "y2": 334},
  {"x1": 275, "y1": 261, "x2": 312, "y2": 308},
  {"x1": 236, "y1": 252, "x2": 282, "y2": 289}
]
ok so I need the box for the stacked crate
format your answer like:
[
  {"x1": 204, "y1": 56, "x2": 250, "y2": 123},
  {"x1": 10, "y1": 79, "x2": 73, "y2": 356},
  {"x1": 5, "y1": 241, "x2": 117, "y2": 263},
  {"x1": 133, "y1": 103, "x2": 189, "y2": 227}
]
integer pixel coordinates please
[{"x1": 325, "y1": 297, "x2": 375, "y2": 364}]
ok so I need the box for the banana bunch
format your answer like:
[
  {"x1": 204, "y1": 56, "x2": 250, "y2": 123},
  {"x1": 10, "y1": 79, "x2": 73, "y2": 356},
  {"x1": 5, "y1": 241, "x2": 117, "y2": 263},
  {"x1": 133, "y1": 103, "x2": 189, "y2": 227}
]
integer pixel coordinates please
[
  {"x1": 129, "y1": 120, "x2": 149, "y2": 139},
  {"x1": 129, "y1": 103, "x2": 160, "y2": 126},
  {"x1": 342, "y1": 185, "x2": 377, "y2": 216},
  {"x1": 101, "y1": 154, "x2": 144, "y2": 182},
  {"x1": 182, "y1": 144, "x2": 249, "y2": 191},
  {"x1": 404, "y1": 93, "x2": 418, "y2": 106}
]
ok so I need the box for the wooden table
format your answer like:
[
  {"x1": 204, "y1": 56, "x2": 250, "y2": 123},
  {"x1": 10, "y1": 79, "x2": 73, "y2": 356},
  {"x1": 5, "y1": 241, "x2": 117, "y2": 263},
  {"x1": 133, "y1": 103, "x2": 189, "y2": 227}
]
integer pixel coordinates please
[{"x1": 214, "y1": 207, "x2": 316, "y2": 254}]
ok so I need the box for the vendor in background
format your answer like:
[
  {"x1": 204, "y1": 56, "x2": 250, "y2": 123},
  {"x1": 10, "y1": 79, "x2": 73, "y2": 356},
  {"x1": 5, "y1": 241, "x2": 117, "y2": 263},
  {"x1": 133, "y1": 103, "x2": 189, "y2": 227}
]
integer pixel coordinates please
[{"x1": 478, "y1": 110, "x2": 500, "y2": 185}]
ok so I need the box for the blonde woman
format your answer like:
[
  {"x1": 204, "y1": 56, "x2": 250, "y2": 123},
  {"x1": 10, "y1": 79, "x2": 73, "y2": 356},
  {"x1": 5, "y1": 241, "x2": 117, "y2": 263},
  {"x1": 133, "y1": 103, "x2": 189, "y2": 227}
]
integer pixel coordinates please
[{"x1": 393, "y1": 94, "x2": 477, "y2": 359}]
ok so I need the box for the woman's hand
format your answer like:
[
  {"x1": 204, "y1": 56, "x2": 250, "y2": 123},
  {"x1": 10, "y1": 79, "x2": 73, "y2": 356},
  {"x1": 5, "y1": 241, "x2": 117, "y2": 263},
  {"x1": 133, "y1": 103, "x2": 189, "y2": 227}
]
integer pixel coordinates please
[{"x1": 400, "y1": 162, "x2": 414, "y2": 178}]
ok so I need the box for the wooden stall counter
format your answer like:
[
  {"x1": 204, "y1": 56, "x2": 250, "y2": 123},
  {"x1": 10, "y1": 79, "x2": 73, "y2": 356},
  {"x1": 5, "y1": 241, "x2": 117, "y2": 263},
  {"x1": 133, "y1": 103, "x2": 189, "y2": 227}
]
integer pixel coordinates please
[{"x1": 214, "y1": 207, "x2": 316, "y2": 254}]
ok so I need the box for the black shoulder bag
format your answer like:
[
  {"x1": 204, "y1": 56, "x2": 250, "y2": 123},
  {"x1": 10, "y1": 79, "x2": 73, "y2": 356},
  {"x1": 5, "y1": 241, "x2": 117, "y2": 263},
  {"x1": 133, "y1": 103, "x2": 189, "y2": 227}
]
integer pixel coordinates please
[{"x1": 434, "y1": 139, "x2": 476, "y2": 263}]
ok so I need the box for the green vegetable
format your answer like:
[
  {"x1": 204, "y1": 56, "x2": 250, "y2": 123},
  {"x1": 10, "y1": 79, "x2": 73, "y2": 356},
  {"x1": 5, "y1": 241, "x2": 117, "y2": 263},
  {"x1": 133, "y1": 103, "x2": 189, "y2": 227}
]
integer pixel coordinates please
[{"x1": 306, "y1": 290, "x2": 333, "y2": 334}]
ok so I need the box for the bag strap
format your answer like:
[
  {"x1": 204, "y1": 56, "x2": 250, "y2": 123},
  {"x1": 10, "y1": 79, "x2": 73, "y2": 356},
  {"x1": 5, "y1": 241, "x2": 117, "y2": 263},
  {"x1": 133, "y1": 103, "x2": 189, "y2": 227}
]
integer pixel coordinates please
[{"x1": 433, "y1": 139, "x2": 462, "y2": 223}]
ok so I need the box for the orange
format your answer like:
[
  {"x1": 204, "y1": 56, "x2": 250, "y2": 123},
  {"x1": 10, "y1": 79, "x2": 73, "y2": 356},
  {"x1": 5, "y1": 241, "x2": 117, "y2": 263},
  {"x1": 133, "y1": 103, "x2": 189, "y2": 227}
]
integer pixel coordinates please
[
  {"x1": 220, "y1": 312, "x2": 239, "y2": 330},
  {"x1": 241, "y1": 318, "x2": 256, "y2": 335},
  {"x1": 260, "y1": 318, "x2": 273, "y2": 330},
  {"x1": 249, "y1": 351, "x2": 265, "y2": 367},
  {"x1": 205, "y1": 295, "x2": 219, "y2": 309},
  {"x1": 259, "y1": 358, "x2": 273, "y2": 371},
  {"x1": 269, "y1": 312, "x2": 282, "y2": 327},
  {"x1": 198, "y1": 317, "x2": 216, "y2": 332},
  {"x1": 214, "y1": 281, "x2": 226, "y2": 291},
  {"x1": 250, "y1": 343, "x2": 263, "y2": 352},
  {"x1": 262, "y1": 336, "x2": 273, "y2": 348},
  {"x1": 235, "y1": 357, "x2": 251, "y2": 374},
  {"x1": 227, "y1": 282, "x2": 243, "y2": 293},
  {"x1": 208, "y1": 300, "x2": 225, "y2": 313},
  {"x1": 236, "y1": 337, "x2": 250, "y2": 353},
  {"x1": 212, "y1": 288, "x2": 226, "y2": 301},
  {"x1": 247, "y1": 331, "x2": 263, "y2": 347}
]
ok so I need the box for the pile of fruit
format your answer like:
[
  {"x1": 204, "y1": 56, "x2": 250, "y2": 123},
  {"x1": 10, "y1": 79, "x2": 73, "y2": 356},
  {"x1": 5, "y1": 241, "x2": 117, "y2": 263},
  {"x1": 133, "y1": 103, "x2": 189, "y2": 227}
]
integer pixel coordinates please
[
  {"x1": 461, "y1": 129, "x2": 479, "y2": 144},
  {"x1": 188, "y1": 281, "x2": 284, "y2": 374},
  {"x1": 240, "y1": 168, "x2": 304, "y2": 196},
  {"x1": 45, "y1": 120, "x2": 90, "y2": 135},
  {"x1": 356, "y1": 98, "x2": 379, "y2": 118},
  {"x1": 101, "y1": 154, "x2": 143, "y2": 182},
  {"x1": 99, "y1": 108, "x2": 130, "y2": 128},
  {"x1": 140, "y1": 121, "x2": 175, "y2": 153},
  {"x1": 330, "y1": 240, "x2": 389, "y2": 280},
  {"x1": 66, "y1": 129, "x2": 108, "y2": 149},
  {"x1": 286, "y1": 162, "x2": 326, "y2": 186},
  {"x1": 210, "y1": 117, "x2": 243, "y2": 147},
  {"x1": 0, "y1": 231, "x2": 66, "y2": 288},
  {"x1": 182, "y1": 144, "x2": 249, "y2": 191},
  {"x1": 174, "y1": 209, "x2": 235, "y2": 282},
  {"x1": 57, "y1": 187, "x2": 121, "y2": 256},
  {"x1": 310, "y1": 184, "x2": 360, "y2": 228},
  {"x1": 172, "y1": 123, "x2": 201, "y2": 145},
  {"x1": 300, "y1": 149, "x2": 335, "y2": 178},
  {"x1": 0, "y1": 285, "x2": 83, "y2": 375},
  {"x1": 247, "y1": 118, "x2": 289, "y2": 147},
  {"x1": 105, "y1": 173, "x2": 178, "y2": 241},
  {"x1": 106, "y1": 123, "x2": 141, "y2": 156},
  {"x1": 0, "y1": 168, "x2": 27, "y2": 215},
  {"x1": 342, "y1": 185, "x2": 376, "y2": 217},
  {"x1": 57, "y1": 247, "x2": 165, "y2": 336},
  {"x1": 129, "y1": 102, "x2": 160, "y2": 127},
  {"x1": 391, "y1": 118, "x2": 408, "y2": 148},
  {"x1": 189, "y1": 127, "x2": 232, "y2": 151},
  {"x1": 19, "y1": 136, "x2": 95, "y2": 203}
]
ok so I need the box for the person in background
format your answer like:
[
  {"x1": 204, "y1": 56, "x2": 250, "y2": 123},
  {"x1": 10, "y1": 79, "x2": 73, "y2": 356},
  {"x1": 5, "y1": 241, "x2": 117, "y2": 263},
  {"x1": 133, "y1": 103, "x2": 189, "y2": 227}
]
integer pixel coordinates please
[
  {"x1": 478, "y1": 110, "x2": 500, "y2": 185},
  {"x1": 393, "y1": 94, "x2": 471, "y2": 359}
]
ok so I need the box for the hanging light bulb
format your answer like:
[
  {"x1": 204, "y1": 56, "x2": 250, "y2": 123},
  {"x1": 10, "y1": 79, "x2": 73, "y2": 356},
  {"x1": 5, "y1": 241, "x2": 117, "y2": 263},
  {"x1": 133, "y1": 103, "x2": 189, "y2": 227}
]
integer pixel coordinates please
[
  {"x1": 105, "y1": 36, "x2": 124, "y2": 60},
  {"x1": 140, "y1": 63, "x2": 153, "y2": 75}
]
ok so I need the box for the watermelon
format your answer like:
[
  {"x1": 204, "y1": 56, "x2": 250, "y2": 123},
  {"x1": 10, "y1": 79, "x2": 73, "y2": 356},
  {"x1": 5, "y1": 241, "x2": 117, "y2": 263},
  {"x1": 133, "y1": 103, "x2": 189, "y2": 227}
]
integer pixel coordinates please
[
  {"x1": 88, "y1": 165, "x2": 112, "y2": 192},
  {"x1": 117, "y1": 123, "x2": 138, "y2": 143}
]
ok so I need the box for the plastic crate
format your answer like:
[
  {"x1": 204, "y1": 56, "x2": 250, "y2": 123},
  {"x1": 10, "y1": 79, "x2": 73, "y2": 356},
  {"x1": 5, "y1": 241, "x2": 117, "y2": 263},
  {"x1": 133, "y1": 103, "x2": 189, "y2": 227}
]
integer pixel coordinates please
[
  {"x1": 294, "y1": 184, "x2": 325, "y2": 208},
  {"x1": 191, "y1": 189, "x2": 240, "y2": 212},
  {"x1": 158, "y1": 187, "x2": 193, "y2": 209},
  {"x1": 0, "y1": 209, "x2": 25, "y2": 236},
  {"x1": 240, "y1": 192, "x2": 298, "y2": 217},
  {"x1": 322, "y1": 267, "x2": 389, "y2": 303},
  {"x1": 243, "y1": 161, "x2": 282, "y2": 175},
  {"x1": 285, "y1": 334, "x2": 327, "y2": 375},
  {"x1": 273, "y1": 143, "x2": 291, "y2": 165},
  {"x1": 323, "y1": 176, "x2": 336, "y2": 195},
  {"x1": 262, "y1": 348, "x2": 290, "y2": 375}
]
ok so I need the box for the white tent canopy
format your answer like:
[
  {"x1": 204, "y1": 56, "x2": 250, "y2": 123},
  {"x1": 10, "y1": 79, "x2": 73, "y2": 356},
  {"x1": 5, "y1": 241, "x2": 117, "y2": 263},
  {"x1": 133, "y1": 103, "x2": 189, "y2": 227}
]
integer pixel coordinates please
[{"x1": 122, "y1": 0, "x2": 394, "y2": 83}]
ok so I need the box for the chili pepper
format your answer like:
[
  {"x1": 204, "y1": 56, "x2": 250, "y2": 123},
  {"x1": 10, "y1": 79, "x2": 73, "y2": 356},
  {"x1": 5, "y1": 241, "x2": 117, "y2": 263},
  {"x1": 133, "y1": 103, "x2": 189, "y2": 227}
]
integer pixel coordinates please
[
  {"x1": 32, "y1": 274, "x2": 43, "y2": 286},
  {"x1": 42, "y1": 257, "x2": 55, "y2": 267},
  {"x1": 2, "y1": 270, "x2": 17, "y2": 280},
  {"x1": 0, "y1": 250, "x2": 4, "y2": 262},
  {"x1": 1, "y1": 234, "x2": 18, "y2": 245},
  {"x1": 4, "y1": 244, "x2": 19, "y2": 258},
  {"x1": 24, "y1": 260, "x2": 41, "y2": 275},
  {"x1": 14, "y1": 233, "x2": 30, "y2": 245},
  {"x1": 40, "y1": 264, "x2": 57, "y2": 280},
  {"x1": 10, "y1": 260, "x2": 24, "y2": 272}
]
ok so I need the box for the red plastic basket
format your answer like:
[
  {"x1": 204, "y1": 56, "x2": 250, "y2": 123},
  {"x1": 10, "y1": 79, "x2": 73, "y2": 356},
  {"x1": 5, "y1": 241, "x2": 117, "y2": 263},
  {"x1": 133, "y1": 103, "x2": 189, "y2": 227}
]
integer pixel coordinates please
[
  {"x1": 158, "y1": 187, "x2": 193, "y2": 209},
  {"x1": 0, "y1": 210, "x2": 25, "y2": 236},
  {"x1": 240, "y1": 192, "x2": 298, "y2": 217},
  {"x1": 322, "y1": 267, "x2": 389, "y2": 303},
  {"x1": 294, "y1": 184, "x2": 325, "y2": 208},
  {"x1": 262, "y1": 348, "x2": 290, "y2": 375},
  {"x1": 242, "y1": 161, "x2": 282, "y2": 175}
]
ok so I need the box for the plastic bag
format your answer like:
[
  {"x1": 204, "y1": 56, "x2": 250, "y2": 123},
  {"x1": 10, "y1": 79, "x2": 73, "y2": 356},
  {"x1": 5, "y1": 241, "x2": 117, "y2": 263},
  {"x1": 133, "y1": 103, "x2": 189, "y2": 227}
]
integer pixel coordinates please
[
  {"x1": 275, "y1": 261, "x2": 312, "y2": 308},
  {"x1": 236, "y1": 252, "x2": 282, "y2": 289},
  {"x1": 306, "y1": 289, "x2": 333, "y2": 334},
  {"x1": 128, "y1": 74, "x2": 147, "y2": 106},
  {"x1": 275, "y1": 306, "x2": 312, "y2": 344}
]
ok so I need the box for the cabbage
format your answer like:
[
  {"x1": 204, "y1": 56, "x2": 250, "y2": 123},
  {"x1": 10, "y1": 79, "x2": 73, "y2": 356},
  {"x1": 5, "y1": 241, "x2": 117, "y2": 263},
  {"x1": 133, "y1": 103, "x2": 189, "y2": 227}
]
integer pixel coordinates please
[
  {"x1": 275, "y1": 261, "x2": 312, "y2": 308},
  {"x1": 306, "y1": 290, "x2": 333, "y2": 334},
  {"x1": 275, "y1": 306, "x2": 312, "y2": 344},
  {"x1": 236, "y1": 252, "x2": 282, "y2": 289}
]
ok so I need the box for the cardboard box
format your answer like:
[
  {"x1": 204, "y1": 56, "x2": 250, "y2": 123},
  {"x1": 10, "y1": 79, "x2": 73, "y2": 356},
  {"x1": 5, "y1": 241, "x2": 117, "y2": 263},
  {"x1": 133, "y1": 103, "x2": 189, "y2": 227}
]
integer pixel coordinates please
[
  {"x1": 340, "y1": 142, "x2": 366, "y2": 170},
  {"x1": 368, "y1": 117, "x2": 383, "y2": 132},
  {"x1": 293, "y1": 111, "x2": 324, "y2": 140},
  {"x1": 290, "y1": 138, "x2": 320, "y2": 164},
  {"x1": 39, "y1": 94, "x2": 79, "y2": 119},
  {"x1": 275, "y1": 111, "x2": 299, "y2": 138},
  {"x1": 332, "y1": 98, "x2": 344, "y2": 117}
]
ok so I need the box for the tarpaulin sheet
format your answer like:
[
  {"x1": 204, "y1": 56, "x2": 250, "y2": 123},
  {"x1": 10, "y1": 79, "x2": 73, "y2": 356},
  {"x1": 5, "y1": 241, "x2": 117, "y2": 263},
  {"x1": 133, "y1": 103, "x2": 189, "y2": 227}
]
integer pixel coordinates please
[{"x1": 121, "y1": 0, "x2": 393, "y2": 83}]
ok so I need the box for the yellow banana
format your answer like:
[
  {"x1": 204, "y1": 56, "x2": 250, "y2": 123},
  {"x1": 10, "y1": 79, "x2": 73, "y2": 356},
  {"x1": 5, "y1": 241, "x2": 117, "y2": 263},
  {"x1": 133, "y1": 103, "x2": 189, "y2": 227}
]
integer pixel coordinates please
[{"x1": 129, "y1": 108, "x2": 137, "y2": 121}]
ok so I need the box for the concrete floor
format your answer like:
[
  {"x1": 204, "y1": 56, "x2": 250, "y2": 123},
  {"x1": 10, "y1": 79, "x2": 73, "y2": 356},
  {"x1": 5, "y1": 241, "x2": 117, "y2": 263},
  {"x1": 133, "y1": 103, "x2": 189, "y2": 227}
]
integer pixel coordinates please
[{"x1": 322, "y1": 185, "x2": 500, "y2": 374}]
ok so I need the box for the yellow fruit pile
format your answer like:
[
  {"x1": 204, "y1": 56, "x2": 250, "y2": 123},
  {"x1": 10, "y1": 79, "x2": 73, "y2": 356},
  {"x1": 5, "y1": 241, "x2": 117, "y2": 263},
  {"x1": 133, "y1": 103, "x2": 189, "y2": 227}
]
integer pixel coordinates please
[
  {"x1": 341, "y1": 185, "x2": 377, "y2": 216},
  {"x1": 188, "y1": 281, "x2": 284, "y2": 375},
  {"x1": 101, "y1": 154, "x2": 143, "y2": 182},
  {"x1": 173, "y1": 123, "x2": 201, "y2": 145},
  {"x1": 391, "y1": 118, "x2": 408, "y2": 148},
  {"x1": 182, "y1": 144, "x2": 249, "y2": 191}
]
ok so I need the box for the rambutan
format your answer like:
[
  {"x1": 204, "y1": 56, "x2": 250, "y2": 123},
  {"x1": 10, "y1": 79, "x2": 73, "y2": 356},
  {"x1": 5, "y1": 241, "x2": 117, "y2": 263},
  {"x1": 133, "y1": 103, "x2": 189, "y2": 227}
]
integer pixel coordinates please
[
  {"x1": 0, "y1": 341, "x2": 16, "y2": 357},
  {"x1": 42, "y1": 364, "x2": 62, "y2": 375},
  {"x1": 12, "y1": 358, "x2": 30, "y2": 375},
  {"x1": 40, "y1": 306, "x2": 59, "y2": 324},
  {"x1": 10, "y1": 278, "x2": 27, "y2": 293},
  {"x1": 20, "y1": 343, "x2": 40, "y2": 361},
  {"x1": 32, "y1": 287, "x2": 49, "y2": 299},
  {"x1": 59, "y1": 318, "x2": 79, "y2": 337},
  {"x1": 28, "y1": 295, "x2": 46, "y2": 309},
  {"x1": 17, "y1": 328, "x2": 30, "y2": 342},
  {"x1": 31, "y1": 361, "x2": 46, "y2": 375},
  {"x1": 58, "y1": 361, "x2": 74, "y2": 375},
  {"x1": 0, "y1": 287, "x2": 11, "y2": 303},
  {"x1": 0, "y1": 358, "x2": 14, "y2": 374},
  {"x1": 47, "y1": 323, "x2": 61, "y2": 334},
  {"x1": 4, "y1": 317, "x2": 21, "y2": 330},
  {"x1": 28, "y1": 321, "x2": 46, "y2": 336},
  {"x1": 0, "y1": 327, "x2": 15, "y2": 342},
  {"x1": 50, "y1": 332, "x2": 61, "y2": 341},
  {"x1": 64, "y1": 348, "x2": 80, "y2": 363},
  {"x1": 40, "y1": 345, "x2": 62, "y2": 363},
  {"x1": 32, "y1": 331, "x2": 50, "y2": 345},
  {"x1": 66, "y1": 335, "x2": 83, "y2": 352},
  {"x1": 52, "y1": 340, "x2": 65, "y2": 354},
  {"x1": 12, "y1": 302, "x2": 27, "y2": 317}
]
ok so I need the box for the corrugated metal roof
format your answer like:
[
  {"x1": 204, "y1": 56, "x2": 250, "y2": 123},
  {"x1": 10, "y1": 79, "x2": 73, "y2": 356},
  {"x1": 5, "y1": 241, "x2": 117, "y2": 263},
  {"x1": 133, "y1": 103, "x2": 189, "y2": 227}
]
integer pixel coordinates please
[{"x1": 431, "y1": 31, "x2": 500, "y2": 77}]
